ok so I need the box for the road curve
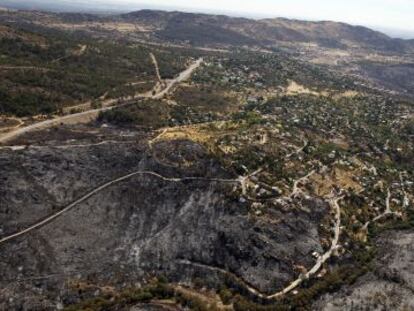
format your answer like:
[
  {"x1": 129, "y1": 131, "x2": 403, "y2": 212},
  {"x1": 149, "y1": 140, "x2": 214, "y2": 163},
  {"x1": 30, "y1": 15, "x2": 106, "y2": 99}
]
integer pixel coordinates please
[
  {"x1": 291, "y1": 170, "x2": 316, "y2": 198},
  {"x1": 270, "y1": 194, "x2": 343, "y2": 298},
  {"x1": 362, "y1": 188, "x2": 400, "y2": 230},
  {"x1": 286, "y1": 139, "x2": 308, "y2": 159},
  {"x1": 179, "y1": 193, "x2": 344, "y2": 300}
]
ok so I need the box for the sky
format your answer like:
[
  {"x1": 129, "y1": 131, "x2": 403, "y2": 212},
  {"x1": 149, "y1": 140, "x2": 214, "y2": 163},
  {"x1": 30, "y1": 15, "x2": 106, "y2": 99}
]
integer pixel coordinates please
[{"x1": 1, "y1": 0, "x2": 413, "y2": 38}]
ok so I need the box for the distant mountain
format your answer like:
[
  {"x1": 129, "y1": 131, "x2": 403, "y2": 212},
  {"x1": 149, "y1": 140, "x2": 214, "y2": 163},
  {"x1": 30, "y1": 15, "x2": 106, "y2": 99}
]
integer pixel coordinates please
[
  {"x1": 1, "y1": 5, "x2": 412, "y2": 52},
  {"x1": 258, "y1": 18, "x2": 408, "y2": 51},
  {"x1": 121, "y1": 10, "x2": 413, "y2": 52},
  {"x1": 121, "y1": 10, "x2": 259, "y2": 46}
]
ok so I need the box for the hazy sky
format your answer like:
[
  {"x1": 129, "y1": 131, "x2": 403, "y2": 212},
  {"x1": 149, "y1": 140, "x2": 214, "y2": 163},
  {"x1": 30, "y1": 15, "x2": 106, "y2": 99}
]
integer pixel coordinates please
[{"x1": 109, "y1": 0, "x2": 414, "y2": 35}]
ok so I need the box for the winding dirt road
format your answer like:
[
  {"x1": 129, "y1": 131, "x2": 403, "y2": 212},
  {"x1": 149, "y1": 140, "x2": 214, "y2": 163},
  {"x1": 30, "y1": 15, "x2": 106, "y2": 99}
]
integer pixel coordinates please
[
  {"x1": 362, "y1": 188, "x2": 401, "y2": 230},
  {"x1": 0, "y1": 169, "x2": 237, "y2": 245},
  {"x1": 178, "y1": 192, "x2": 344, "y2": 300},
  {"x1": 291, "y1": 170, "x2": 316, "y2": 198},
  {"x1": 286, "y1": 139, "x2": 308, "y2": 159},
  {"x1": 0, "y1": 140, "x2": 139, "y2": 151}
]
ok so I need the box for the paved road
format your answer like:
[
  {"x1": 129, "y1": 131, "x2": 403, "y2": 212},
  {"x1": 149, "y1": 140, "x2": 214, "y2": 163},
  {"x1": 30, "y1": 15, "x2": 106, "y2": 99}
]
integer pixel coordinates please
[
  {"x1": 0, "y1": 104, "x2": 127, "y2": 144},
  {"x1": 152, "y1": 58, "x2": 203, "y2": 99},
  {"x1": 0, "y1": 58, "x2": 202, "y2": 145},
  {"x1": 0, "y1": 140, "x2": 139, "y2": 151}
]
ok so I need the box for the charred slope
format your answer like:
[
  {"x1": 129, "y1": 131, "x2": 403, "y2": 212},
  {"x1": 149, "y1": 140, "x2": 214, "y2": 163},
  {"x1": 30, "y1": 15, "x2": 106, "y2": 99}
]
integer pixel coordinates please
[
  {"x1": 0, "y1": 135, "x2": 327, "y2": 310},
  {"x1": 358, "y1": 62, "x2": 414, "y2": 95},
  {"x1": 313, "y1": 230, "x2": 414, "y2": 310}
]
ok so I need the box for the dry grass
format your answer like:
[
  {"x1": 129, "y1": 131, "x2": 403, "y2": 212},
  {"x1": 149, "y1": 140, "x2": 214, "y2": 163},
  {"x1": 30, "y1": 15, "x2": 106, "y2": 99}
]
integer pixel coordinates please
[
  {"x1": 0, "y1": 25, "x2": 48, "y2": 47},
  {"x1": 281, "y1": 81, "x2": 360, "y2": 99},
  {"x1": 329, "y1": 136, "x2": 350, "y2": 149},
  {"x1": 332, "y1": 90, "x2": 360, "y2": 99},
  {"x1": 153, "y1": 121, "x2": 238, "y2": 152},
  {"x1": 310, "y1": 167, "x2": 363, "y2": 197},
  {"x1": 157, "y1": 126, "x2": 215, "y2": 146},
  {"x1": 46, "y1": 22, "x2": 151, "y2": 33},
  {"x1": 68, "y1": 280, "x2": 117, "y2": 296},
  {"x1": 0, "y1": 117, "x2": 23, "y2": 132},
  {"x1": 285, "y1": 81, "x2": 321, "y2": 96},
  {"x1": 173, "y1": 285, "x2": 232, "y2": 311}
]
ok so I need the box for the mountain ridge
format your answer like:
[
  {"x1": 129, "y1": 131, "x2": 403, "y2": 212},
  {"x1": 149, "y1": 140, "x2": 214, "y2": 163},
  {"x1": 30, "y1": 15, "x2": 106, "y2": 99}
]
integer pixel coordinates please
[{"x1": 119, "y1": 9, "x2": 413, "y2": 52}]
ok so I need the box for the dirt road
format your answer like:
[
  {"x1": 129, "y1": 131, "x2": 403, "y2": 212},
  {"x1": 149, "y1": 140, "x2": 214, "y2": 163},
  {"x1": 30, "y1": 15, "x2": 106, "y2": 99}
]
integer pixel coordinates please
[
  {"x1": 362, "y1": 188, "x2": 400, "y2": 230},
  {"x1": 291, "y1": 170, "x2": 316, "y2": 197},
  {"x1": 150, "y1": 52, "x2": 163, "y2": 85},
  {"x1": 0, "y1": 169, "x2": 238, "y2": 245},
  {"x1": 178, "y1": 192, "x2": 343, "y2": 300}
]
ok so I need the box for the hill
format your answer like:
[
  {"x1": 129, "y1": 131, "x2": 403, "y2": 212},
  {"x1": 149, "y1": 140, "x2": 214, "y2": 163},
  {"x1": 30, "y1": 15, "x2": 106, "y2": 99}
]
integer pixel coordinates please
[{"x1": 121, "y1": 10, "x2": 413, "y2": 52}]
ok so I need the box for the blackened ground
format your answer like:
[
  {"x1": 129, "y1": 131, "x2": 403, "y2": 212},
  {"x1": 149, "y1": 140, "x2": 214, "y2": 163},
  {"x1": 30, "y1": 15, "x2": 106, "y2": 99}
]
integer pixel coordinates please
[
  {"x1": 0, "y1": 125, "x2": 327, "y2": 310},
  {"x1": 313, "y1": 230, "x2": 414, "y2": 310}
]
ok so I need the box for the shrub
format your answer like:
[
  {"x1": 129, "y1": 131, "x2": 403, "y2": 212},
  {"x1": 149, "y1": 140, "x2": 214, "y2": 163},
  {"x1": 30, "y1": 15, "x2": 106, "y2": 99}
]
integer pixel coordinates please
[
  {"x1": 97, "y1": 109, "x2": 136, "y2": 125},
  {"x1": 218, "y1": 288, "x2": 233, "y2": 305}
]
